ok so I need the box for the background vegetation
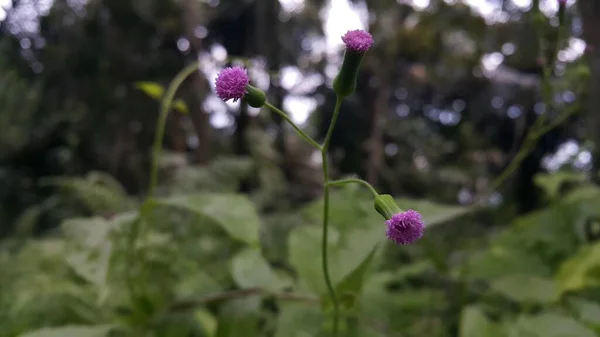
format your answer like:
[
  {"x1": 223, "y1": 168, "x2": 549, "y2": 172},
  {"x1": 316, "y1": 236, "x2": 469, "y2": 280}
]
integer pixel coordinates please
[{"x1": 2, "y1": 0, "x2": 600, "y2": 336}]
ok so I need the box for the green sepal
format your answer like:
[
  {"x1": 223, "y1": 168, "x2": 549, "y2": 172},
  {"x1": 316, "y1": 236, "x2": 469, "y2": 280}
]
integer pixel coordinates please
[
  {"x1": 374, "y1": 194, "x2": 402, "y2": 220},
  {"x1": 244, "y1": 85, "x2": 266, "y2": 108},
  {"x1": 333, "y1": 50, "x2": 365, "y2": 98}
]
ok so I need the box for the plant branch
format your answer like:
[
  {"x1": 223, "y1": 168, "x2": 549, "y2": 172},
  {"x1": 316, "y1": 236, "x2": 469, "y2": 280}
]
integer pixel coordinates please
[
  {"x1": 327, "y1": 178, "x2": 379, "y2": 197},
  {"x1": 148, "y1": 62, "x2": 201, "y2": 197},
  {"x1": 264, "y1": 102, "x2": 322, "y2": 150},
  {"x1": 320, "y1": 96, "x2": 343, "y2": 337}
]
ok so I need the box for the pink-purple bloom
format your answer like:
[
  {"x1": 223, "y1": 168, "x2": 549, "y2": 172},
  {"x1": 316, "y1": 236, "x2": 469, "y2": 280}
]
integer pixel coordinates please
[
  {"x1": 385, "y1": 209, "x2": 424, "y2": 245},
  {"x1": 341, "y1": 30, "x2": 374, "y2": 53},
  {"x1": 215, "y1": 66, "x2": 249, "y2": 102}
]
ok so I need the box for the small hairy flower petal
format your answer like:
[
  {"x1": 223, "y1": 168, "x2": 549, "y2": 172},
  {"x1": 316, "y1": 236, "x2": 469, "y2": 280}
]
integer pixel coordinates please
[
  {"x1": 385, "y1": 210, "x2": 424, "y2": 245},
  {"x1": 341, "y1": 30, "x2": 374, "y2": 53},
  {"x1": 215, "y1": 67, "x2": 249, "y2": 102}
]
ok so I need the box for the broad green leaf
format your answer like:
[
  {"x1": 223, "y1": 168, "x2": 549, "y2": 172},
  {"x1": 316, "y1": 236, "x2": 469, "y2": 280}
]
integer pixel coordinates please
[
  {"x1": 215, "y1": 297, "x2": 261, "y2": 337},
  {"x1": 291, "y1": 189, "x2": 384, "y2": 295},
  {"x1": 556, "y1": 242, "x2": 600, "y2": 295},
  {"x1": 490, "y1": 274, "x2": 558, "y2": 304},
  {"x1": 40, "y1": 174, "x2": 132, "y2": 213},
  {"x1": 61, "y1": 217, "x2": 113, "y2": 248},
  {"x1": 175, "y1": 270, "x2": 223, "y2": 299},
  {"x1": 289, "y1": 219, "x2": 381, "y2": 295},
  {"x1": 510, "y1": 313, "x2": 596, "y2": 337},
  {"x1": 459, "y1": 306, "x2": 501, "y2": 337},
  {"x1": 18, "y1": 325, "x2": 113, "y2": 337},
  {"x1": 275, "y1": 303, "x2": 322, "y2": 337},
  {"x1": 570, "y1": 299, "x2": 600, "y2": 326},
  {"x1": 155, "y1": 193, "x2": 261, "y2": 245},
  {"x1": 330, "y1": 248, "x2": 377, "y2": 310},
  {"x1": 534, "y1": 171, "x2": 586, "y2": 200},
  {"x1": 395, "y1": 198, "x2": 474, "y2": 227},
  {"x1": 231, "y1": 248, "x2": 290, "y2": 292},
  {"x1": 464, "y1": 247, "x2": 550, "y2": 281},
  {"x1": 195, "y1": 309, "x2": 218, "y2": 337},
  {"x1": 173, "y1": 98, "x2": 189, "y2": 114},
  {"x1": 135, "y1": 81, "x2": 165, "y2": 99}
]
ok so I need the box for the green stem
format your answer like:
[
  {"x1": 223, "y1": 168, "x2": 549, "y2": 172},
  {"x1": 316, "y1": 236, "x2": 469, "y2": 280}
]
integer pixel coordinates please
[
  {"x1": 478, "y1": 12, "x2": 570, "y2": 203},
  {"x1": 323, "y1": 97, "x2": 343, "y2": 150},
  {"x1": 327, "y1": 178, "x2": 378, "y2": 197},
  {"x1": 321, "y1": 96, "x2": 343, "y2": 337},
  {"x1": 126, "y1": 62, "x2": 200, "y2": 323},
  {"x1": 148, "y1": 62, "x2": 201, "y2": 197},
  {"x1": 264, "y1": 102, "x2": 322, "y2": 150}
]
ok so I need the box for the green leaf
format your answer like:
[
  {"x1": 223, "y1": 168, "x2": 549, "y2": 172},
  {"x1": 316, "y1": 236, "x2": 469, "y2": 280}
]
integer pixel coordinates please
[
  {"x1": 464, "y1": 247, "x2": 550, "y2": 281},
  {"x1": 289, "y1": 219, "x2": 381, "y2": 296},
  {"x1": 275, "y1": 303, "x2": 322, "y2": 337},
  {"x1": 135, "y1": 81, "x2": 165, "y2": 99},
  {"x1": 195, "y1": 309, "x2": 218, "y2": 337},
  {"x1": 569, "y1": 299, "x2": 600, "y2": 326},
  {"x1": 18, "y1": 325, "x2": 113, "y2": 337},
  {"x1": 215, "y1": 297, "x2": 261, "y2": 337},
  {"x1": 459, "y1": 306, "x2": 501, "y2": 337},
  {"x1": 395, "y1": 198, "x2": 474, "y2": 227},
  {"x1": 490, "y1": 274, "x2": 558, "y2": 304},
  {"x1": 231, "y1": 248, "x2": 290, "y2": 292},
  {"x1": 511, "y1": 313, "x2": 596, "y2": 337},
  {"x1": 534, "y1": 171, "x2": 586, "y2": 200},
  {"x1": 155, "y1": 193, "x2": 261, "y2": 245},
  {"x1": 556, "y1": 242, "x2": 600, "y2": 295},
  {"x1": 331, "y1": 247, "x2": 377, "y2": 310},
  {"x1": 173, "y1": 98, "x2": 189, "y2": 114}
]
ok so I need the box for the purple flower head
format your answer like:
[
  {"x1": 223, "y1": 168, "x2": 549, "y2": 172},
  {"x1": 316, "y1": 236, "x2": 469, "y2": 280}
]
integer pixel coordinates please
[
  {"x1": 558, "y1": 0, "x2": 567, "y2": 4},
  {"x1": 341, "y1": 30, "x2": 374, "y2": 53},
  {"x1": 385, "y1": 209, "x2": 424, "y2": 245},
  {"x1": 215, "y1": 66, "x2": 249, "y2": 102}
]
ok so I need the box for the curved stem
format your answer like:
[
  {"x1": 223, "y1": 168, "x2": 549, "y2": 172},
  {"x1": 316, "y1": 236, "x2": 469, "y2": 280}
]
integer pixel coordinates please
[
  {"x1": 126, "y1": 62, "x2": 200, "y2": 321},
  {"x1": 321, "y1": 96, "x2": 343, "y2": 337},
  {"x1": 148, "y1": 62, "x2": 201, "y2": 197},
  {"x1": 475, "y1": 13, "x2": 571, "y2": 204},
  {"x1": 327, "y1": 178, "x2": 378, "y2": 197},
  {"x1": 264, "y1": 102, "x2": 322, "y2": 150}
]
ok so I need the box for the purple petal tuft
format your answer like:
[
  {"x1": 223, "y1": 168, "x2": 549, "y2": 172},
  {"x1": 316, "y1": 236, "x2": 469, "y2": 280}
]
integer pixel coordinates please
[
  {"x1": 341, "y1": 30, "x2": 374, "y2": 53},
  {"x1": 215, "y1": 66, "x2": 250, "y2": 102},
  {"x1": 385, "y1": 209, "x2": 424, "y2": 245}
]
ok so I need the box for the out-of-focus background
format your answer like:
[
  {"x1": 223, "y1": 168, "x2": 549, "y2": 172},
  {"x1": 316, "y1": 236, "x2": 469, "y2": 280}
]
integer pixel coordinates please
[{"x1": 1, "y1": 0, "x2": 600, "y2": 336}]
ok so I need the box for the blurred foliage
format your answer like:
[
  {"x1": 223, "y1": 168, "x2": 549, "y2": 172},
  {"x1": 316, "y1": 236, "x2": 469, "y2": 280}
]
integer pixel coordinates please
[
  {"x1": 1, "y1": 0, "x2": 600, "y2": 336},
  {"x1": 2, "y1": 163, "x2": 600, "y2": 336}
]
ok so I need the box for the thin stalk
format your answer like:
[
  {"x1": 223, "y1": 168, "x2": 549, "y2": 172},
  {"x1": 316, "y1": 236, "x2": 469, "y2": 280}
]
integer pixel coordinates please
[
  {"x1": 126, "y1": 62, "x2": 200, "y2": 323},
  {"x1": 327, "y1": 178, "x2": 379, "y2": 197},
  {"x1": 321, "y1": 97, "x2": 343, "y2": 337},
  {"x1": 148, "y1": 62, "x2": 201, "y2": 197},
  {"x1": 476, "y1": 11, "x2": 569, "y2": 203},
  {"x1": 264, "y1": 102, "x2": 322, "y2": 150}
]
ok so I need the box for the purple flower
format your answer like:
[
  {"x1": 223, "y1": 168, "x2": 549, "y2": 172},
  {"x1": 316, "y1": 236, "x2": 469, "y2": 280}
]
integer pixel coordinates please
[
  {"x1": 385, "y1": 209, "x2": 424, "y2": 245},
  {"x1": 215, "y1": 66, "x2": 249, "y2": 102},
  {"x1": 341, "y1": 30, "x2": 374, "y2": 53},
  {"x1": 558, "y1": 0, "x2": 567, "y2": 4}
]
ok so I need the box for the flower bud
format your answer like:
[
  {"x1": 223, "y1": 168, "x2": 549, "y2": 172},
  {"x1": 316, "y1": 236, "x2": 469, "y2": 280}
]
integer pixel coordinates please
[
  {"x1": 244, "y1": 85, "x2": 266, "y2": 108},
  {"x1": 333, "y1": 30, "x2": 373, "y2": 98}
]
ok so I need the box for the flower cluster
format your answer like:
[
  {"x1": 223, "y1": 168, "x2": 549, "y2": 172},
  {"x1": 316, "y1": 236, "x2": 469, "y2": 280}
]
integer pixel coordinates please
[
  {"x1": 213, "y1": 30, "x2": 424, "y2": 246},
  {"x1": 385, "y1": 210, "x2": 425, "y2": 245}
]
